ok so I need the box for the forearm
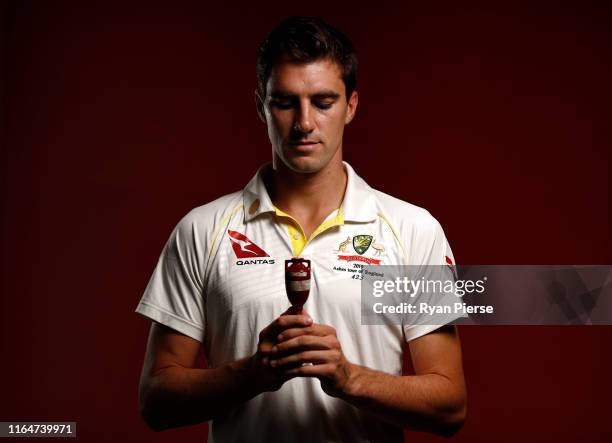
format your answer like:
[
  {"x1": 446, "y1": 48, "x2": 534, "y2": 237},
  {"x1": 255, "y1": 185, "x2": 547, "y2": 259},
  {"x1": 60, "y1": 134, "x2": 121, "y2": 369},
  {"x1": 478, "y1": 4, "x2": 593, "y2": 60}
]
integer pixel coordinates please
[
  {"x1": 139, "y1": 356, "x2": 259, "y2": 430},
  {"x1": 340, "y1": 364, "x2": 466, "y2": 437}
]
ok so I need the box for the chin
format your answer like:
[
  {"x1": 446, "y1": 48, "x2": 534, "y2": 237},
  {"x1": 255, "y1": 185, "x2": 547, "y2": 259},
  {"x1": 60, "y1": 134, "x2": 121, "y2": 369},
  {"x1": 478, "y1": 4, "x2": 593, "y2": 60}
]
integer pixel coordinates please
[
  {"x1": 275, "y1": 143, "x2": 339, "y2": 174},
  {"x1": 283, "y1": 156, "x2": 325, "y2": 174},
  {"x1": 289, "y1": 161, "x2": 321, "y2": 174}
]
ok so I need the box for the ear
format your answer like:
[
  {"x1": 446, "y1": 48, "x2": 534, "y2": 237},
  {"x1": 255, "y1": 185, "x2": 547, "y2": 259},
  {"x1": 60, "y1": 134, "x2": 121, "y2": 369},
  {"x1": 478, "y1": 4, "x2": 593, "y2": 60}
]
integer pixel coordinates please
[
  {"x1": 344, "y1": 90, "x2": 358, "y2": 125},
  {"x1": 255, "y1": 90, "x2": 266, "y2": 123}
]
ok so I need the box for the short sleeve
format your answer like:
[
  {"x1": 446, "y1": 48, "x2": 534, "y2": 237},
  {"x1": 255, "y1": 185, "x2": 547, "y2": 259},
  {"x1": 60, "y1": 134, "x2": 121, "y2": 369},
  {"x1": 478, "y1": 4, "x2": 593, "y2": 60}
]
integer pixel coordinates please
[
  {"x1": 135, "y1": 214, "x2": 206, "y2": 342},
  {"x1": 402, "y1": 215, "x2": 466, "y2": 342}
]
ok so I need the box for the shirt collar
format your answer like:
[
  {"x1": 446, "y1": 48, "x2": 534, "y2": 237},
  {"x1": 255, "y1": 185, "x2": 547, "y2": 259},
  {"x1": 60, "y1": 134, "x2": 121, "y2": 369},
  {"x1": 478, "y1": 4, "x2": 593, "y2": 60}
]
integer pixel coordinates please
[
  {"x1": 243, "y1": 163, "x2": 276, "y2": 222},
  {"x1": 243, "y1": 161, "x2": 378, "y2": 223},
  {"x1": 341, "y1": 162, "x2": 378, "y2": 222}
]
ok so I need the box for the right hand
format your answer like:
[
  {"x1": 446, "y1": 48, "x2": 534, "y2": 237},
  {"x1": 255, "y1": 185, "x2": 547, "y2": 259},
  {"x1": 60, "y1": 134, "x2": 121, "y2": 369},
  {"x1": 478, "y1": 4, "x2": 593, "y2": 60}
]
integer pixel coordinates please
[{"x1": 250, "y1": 308, "x2": 313, "y2": 392}]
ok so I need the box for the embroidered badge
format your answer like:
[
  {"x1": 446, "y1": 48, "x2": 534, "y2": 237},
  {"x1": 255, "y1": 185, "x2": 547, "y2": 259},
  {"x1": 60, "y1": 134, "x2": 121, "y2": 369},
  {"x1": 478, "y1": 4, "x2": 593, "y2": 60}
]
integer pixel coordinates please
[{"x1": 352, "y1": 235, "x2": 373, "y2": 255}]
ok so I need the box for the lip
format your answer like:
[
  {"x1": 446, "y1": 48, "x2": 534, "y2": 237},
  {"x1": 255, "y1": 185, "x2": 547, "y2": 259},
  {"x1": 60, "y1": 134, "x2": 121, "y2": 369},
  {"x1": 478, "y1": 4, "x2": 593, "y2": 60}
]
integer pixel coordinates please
[
  {"x1": 287, "y1": 141, "x2": 319, "y2": 153},
  {"x1": 288, "y1": 141, "x2": 319, "y2": 146}
]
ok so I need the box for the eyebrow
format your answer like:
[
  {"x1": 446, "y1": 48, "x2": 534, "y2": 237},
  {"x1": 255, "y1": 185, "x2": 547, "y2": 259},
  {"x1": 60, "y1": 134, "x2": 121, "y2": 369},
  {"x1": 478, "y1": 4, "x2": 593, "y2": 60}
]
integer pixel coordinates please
[{"x1": 270, "y1": 90, "x2": 341, "y2": 100}]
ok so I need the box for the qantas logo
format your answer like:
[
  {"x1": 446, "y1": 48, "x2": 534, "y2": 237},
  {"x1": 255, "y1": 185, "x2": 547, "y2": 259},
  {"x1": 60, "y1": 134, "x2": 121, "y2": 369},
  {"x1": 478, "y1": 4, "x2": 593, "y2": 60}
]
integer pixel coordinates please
[{"x1": 228, "y1": 230, "x2": 269, "y2": 259}]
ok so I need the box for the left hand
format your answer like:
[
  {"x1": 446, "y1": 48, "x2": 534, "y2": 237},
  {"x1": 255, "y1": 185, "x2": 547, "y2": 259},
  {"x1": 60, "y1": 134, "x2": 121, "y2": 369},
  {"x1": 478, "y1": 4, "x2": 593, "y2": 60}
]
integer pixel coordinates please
[{"x1": 269, "y1": 315, "x2": 356, "y2": 398}]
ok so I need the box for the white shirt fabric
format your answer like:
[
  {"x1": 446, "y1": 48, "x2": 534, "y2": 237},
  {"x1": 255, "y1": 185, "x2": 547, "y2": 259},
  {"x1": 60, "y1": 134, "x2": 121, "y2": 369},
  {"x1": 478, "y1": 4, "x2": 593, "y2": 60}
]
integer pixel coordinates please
[{"x1": 136, "y1": 162, "x2": 460, "y2": 443}]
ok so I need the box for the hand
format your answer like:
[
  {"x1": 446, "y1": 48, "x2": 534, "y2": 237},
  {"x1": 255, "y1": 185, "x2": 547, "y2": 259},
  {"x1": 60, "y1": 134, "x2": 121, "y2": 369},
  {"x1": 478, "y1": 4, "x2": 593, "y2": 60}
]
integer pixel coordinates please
[
  {"x1": 270, "y1": 315, "x2": 356, "y2": 398},
  {"x1": 249, "y1": 309, "x2": 313, "y2": 393}
]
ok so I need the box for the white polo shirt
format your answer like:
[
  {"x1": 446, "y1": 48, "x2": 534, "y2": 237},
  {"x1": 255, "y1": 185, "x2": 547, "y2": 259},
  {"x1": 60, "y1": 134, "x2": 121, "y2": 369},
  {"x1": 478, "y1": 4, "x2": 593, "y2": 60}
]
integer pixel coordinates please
[{"x1": 136, "y1": 161, "x2": 459, "y2": 443}]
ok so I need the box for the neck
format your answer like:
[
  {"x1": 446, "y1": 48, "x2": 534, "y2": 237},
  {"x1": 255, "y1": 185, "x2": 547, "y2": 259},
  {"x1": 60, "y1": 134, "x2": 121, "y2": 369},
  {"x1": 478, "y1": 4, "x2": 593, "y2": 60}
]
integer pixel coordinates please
[{"x1": 265, "y1": 152, "x2": 347, "y2": 236}]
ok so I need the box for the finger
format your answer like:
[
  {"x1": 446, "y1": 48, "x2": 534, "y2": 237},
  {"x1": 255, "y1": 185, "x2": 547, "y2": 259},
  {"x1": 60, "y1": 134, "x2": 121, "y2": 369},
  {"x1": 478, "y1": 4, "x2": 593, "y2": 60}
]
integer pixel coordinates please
[
  {"x1": 274, "y1": 314, "x2": 313, "y2": 330},
  {"x1": 301, "y1": 308, "x2": 313, "y2": 320},
  {"x1": 273, "y1": 335, "x2": 335, "y2": 355},
  {"x1": 262, "y1": 315, "x2": 312, "y2": 339},
  {"x1": 277, "y1": 326, "x2": 324, "y2": 342},
  {"x1": 270, "y1": 350, "x2": 335, "y2": 368},
  {"x1": 284, "y1": 363, "x2": 336, "y2": 377},
  {"x1": 278, "y1": 323, "x2": 336, "y2": 342}
]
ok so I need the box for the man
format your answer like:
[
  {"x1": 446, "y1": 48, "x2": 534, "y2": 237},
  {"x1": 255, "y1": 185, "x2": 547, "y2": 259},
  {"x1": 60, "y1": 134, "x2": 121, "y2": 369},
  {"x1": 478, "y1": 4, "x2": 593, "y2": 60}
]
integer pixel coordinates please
[{"x1": 136, "y1": 16, "x2": 466, "y2": 442}]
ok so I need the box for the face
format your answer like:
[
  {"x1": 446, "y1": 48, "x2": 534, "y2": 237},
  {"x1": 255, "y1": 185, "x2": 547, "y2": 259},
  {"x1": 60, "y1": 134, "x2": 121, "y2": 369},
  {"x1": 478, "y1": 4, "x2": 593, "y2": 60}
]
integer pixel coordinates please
[{"x1": 257, "y1": 58, "x2": 358, "y2": 174}]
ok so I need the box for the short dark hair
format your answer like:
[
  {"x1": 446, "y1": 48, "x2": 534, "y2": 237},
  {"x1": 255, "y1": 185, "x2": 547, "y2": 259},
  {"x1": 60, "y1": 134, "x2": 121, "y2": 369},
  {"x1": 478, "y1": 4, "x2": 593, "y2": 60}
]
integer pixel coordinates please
[{"x1": 256, "y1": 16, "x2": 358, "y2": 100}]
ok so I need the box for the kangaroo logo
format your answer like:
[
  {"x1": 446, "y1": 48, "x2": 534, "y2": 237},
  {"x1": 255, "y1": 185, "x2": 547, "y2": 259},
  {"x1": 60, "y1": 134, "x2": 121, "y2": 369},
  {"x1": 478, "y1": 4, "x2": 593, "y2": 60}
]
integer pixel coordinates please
[
  {"x1": 337, "y1": 236, "x2": 351, "y2": 253},
  {"x1": 227, "y1": 230, "x2": 269, "y2": 258}
]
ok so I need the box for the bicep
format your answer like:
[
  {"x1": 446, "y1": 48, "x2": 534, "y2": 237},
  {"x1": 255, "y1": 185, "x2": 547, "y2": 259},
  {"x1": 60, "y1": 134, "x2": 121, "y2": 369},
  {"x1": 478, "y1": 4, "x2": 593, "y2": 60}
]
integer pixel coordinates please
[
  {"x1": 140, "y1": 321, "x2": 202, "y2": 379},
  {"x1": 408, "y1": 325, "x2": 464, "y2": 384}
]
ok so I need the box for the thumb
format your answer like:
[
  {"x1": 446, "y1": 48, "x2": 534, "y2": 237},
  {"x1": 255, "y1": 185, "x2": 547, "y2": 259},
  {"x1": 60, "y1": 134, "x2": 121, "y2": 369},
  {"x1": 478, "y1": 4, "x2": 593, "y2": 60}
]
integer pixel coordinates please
[{"x1": 301, "y1": 308, "x2": 313, "y2": 321}]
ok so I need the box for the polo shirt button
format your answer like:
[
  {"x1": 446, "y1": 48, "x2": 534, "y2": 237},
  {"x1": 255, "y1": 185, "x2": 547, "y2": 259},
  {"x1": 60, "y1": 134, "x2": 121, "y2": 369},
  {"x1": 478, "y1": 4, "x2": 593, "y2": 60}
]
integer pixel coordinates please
[{"x1": 293, "y1": 233, "x2": 300, "y2": 240}]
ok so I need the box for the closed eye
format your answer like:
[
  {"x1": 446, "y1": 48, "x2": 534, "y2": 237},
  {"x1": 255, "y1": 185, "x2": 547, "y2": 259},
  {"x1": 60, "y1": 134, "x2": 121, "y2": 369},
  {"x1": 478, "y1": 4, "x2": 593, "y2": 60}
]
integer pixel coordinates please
[
  {"x1": 314, "y1": 101, "x2": 333, "y2": 110},
  {"x1": 270, "y1": 99, "x2": 294, "y2": 110}
]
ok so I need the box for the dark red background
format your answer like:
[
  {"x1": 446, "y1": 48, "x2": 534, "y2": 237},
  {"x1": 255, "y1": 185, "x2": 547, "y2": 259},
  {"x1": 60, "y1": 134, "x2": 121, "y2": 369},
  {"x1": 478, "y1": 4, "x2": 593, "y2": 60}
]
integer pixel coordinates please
[{"x1": 2, "y1": 1, "x2": 611, "y2": 442}]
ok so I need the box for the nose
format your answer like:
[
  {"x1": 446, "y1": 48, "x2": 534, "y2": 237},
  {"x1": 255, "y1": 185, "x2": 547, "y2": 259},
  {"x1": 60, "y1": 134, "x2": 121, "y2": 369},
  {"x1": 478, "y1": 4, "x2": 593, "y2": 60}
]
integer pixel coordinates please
[{"x1": 293, "y1": 100, "x2": 314, "y2": 133}]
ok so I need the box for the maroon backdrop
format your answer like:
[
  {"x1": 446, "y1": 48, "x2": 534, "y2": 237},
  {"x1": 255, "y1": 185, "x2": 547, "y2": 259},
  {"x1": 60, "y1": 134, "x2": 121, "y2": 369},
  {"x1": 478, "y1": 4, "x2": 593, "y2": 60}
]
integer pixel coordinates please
[{"x1": 2, "y1": 2, "x2": 611, "y2": 442}]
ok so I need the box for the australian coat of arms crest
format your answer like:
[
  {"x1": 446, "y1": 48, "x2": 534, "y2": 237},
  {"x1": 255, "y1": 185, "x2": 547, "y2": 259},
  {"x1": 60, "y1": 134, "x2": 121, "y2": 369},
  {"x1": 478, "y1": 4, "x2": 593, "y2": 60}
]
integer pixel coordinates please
[{"x1": 352, "y1": 235, "x2": 373, "y2": 255}]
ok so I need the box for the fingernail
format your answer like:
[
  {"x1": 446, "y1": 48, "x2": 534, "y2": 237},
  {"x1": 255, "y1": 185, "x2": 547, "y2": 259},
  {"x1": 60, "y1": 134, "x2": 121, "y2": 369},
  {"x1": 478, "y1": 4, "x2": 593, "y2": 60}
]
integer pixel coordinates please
[
  {"x1": 277, "y1": 334, "x2": 284, "y2": 341},
  {"x1": 270, "y1": 360, "x2": 277, "y2": 367},
  {"x1": 306, "y1": 317, "x2": 313, "y2": 325},
  {"x1": 271, "y1": 346, "x2": 278, "y2": 354}
]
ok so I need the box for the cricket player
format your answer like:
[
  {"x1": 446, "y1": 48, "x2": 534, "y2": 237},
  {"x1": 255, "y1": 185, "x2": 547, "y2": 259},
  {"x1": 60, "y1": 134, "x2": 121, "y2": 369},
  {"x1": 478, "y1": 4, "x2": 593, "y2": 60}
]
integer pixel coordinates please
[{"x1": 137, "y1": 16, "x2": 466, "y2": 442}]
